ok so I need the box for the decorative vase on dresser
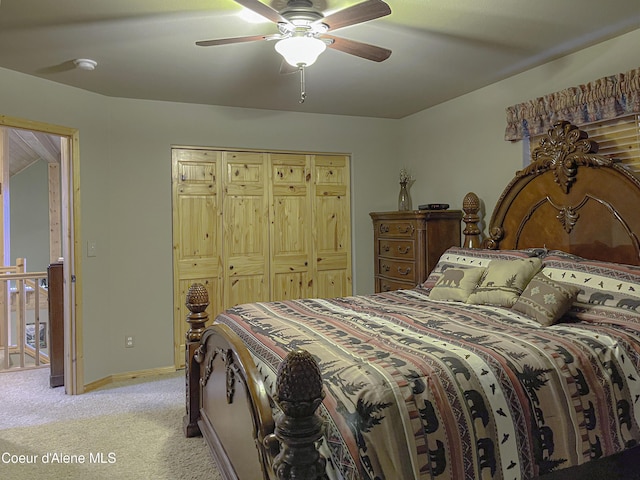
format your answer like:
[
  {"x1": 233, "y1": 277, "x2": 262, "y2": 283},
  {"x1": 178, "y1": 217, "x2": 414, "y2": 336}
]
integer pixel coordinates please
[{"x1": 370, "y1": 210, "x2": 462, "y2": 292}]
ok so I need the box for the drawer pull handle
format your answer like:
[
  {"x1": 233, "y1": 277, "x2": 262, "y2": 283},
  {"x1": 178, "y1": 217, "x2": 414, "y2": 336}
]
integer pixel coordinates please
[
  {"x1": 396, "y1": 225, "x2": 415, "y2": 235},
  {"x1": 397, "y1": 246, "x2": 410, "y2": 254},
  {"x1": 382, "y1": 264, "x2": 390, "y2": 272},
  {"x1": 379, "y1": 224, "x2": 390, "y2": 233},
  {"x1": 397, "y1": 267, "x2": 412, "y2": 276}
]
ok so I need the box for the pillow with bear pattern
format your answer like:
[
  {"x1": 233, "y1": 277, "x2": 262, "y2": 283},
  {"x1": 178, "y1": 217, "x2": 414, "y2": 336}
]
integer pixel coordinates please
[
  {"x1": 422, "y1": 247, "x2": 544, "y2": 291},
  {"x1": 429, "y1": 267, "x2": 486, "y2": 302},
  {"x1": 467, "y1": 257, "x2": 542, "y2": 308}
]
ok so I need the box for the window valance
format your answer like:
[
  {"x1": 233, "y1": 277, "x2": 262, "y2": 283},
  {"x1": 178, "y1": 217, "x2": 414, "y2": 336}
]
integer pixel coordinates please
[{"x1": 504, "y1": 67, "x2": 640, "y2": 141}]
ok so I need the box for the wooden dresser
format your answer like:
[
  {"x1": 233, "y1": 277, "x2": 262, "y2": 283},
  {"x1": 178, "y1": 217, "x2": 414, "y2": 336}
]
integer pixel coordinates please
[{"x1": 370, "y1": 210, "x2": 462, "y2": 292}]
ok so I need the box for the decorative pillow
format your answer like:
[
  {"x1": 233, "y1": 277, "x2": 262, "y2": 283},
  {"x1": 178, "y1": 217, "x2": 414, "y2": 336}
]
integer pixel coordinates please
[
  {"x1": 429, "y1": 267, "x2": 486, "y2": 302},
  {"x1": 422, "y1": 247, "x2": 545, "y2": 291},
  {"x1": 467, "y1": 257, "x2": 542, "y2": 307},
  {"x1": 512, "y1": 272, "x2": 581, "y2": 326},
  {"x1": 541, "y1": 251, "x2": 640, "y2": 321}
]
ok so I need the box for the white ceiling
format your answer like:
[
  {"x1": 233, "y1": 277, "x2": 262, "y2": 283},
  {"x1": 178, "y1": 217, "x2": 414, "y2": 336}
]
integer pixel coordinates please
[{"x1": 0, "y1": 0, "x2": 638, "y2": 119}]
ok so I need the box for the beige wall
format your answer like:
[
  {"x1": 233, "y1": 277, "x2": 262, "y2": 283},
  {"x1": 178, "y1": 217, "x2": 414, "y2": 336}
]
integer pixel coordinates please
[
  {"x1": 0, "y1": 26, "x2": 637, "y2": 383},
  {"x1": 0, "y1": 67, "x2": 400, "y2": 382},
  {"x1": 399, "y1": 28, "x2": 640, "y2": 235}
]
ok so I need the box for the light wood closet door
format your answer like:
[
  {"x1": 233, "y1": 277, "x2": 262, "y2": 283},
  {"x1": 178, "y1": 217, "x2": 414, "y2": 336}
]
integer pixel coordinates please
[
  {"x1": 222, "y1": 151, "x2": 270, "y2": 308},
  {"x1": 269, "y1": 153, "x2": 313, "y2": 301},
  {"x1": 313, "y1": 155, "x2": 352, "y2": 298},
  {"x1": 172, "y1": 149, "x2": 222, "y2": 367},
  {"x1": 172, "y1": 148, "x2": 353, "y2": 368}
]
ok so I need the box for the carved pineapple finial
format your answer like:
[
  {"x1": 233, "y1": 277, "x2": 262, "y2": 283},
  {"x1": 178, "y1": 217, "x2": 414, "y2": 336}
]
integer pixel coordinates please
[
  {"x1": 463, "y1": 191, "x2": 480, "y2": 213},
  {"x1": 270, "y1": 349, "x2": 327, "y2": 480},
  {"x1": 462, "y1": 192, "x2": 482, "y2": 248},
  {"x1": 274, "y1": 350, "x2": 325, "y2": 418},
  {"x1": 186, "y1": 283, "x2": 209, "y2": 312},
  {"x1": 185, "y1": 283, "x2": 209, "y2": 342}
]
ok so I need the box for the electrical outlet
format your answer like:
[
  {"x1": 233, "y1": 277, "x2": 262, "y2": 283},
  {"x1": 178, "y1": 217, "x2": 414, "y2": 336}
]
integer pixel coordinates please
[{"x1": 125, "y1": 336, "x2": 134, "y2": 348}]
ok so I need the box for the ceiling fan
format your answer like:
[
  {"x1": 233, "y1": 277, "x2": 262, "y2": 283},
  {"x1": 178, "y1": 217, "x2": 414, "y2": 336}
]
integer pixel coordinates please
[{"x1": 196, "y1": 0, "x2": 392, "y2": 102}]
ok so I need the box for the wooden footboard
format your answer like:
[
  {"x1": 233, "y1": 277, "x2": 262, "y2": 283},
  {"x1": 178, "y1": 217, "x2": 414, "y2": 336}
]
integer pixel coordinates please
[
  {"x1": 183, "y1": 284, "x2": 326, "y2": 480},
  {"x1": 202, "y1": 323, "x2": 279, "y2": 478}
]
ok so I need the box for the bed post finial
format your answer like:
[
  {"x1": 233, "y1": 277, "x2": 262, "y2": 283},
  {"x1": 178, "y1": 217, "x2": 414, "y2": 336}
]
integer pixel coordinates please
[
  {"x1": 462, "y1": 192, "x2": 482, "y2": 248},
  {"x1": 185, "y1": 283, "x2": 209, "y2": 341},
  {"x1": 269, "y1": 349, "x2": 327, "y2": 480},
  {"x1": 183, "y1": 283, "x2": 209, "y2": 438}
]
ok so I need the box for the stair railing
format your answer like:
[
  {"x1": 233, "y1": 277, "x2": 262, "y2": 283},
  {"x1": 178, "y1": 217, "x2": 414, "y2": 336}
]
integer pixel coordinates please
[{"x1": 0, "y1": 258, "x2": 48, "y2": 370}]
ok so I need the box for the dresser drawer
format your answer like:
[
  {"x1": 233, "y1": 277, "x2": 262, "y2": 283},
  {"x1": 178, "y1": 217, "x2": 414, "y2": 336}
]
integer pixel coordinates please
[
  {"x1": 376, "y1": 277, "x2": 415, "y2": 292},
  {"x1": 376, "y1": 221, "x2": 416, "y2": 238},
  {"x1": 378, "y1": 258, "x2": 416, "y2": 282},
  {"x1": 377, "y1": 239, "x2": 415, "y2": 260}
]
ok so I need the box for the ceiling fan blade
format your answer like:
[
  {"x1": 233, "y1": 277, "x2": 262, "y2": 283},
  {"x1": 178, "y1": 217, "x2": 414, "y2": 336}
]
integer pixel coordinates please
[
  {"x1": 234, "y1": 0, "x2": 288, "y2": 24},
  {"x1": 196, "y1": 34, "x2": 269, "y2": 47},
  {"x1": 319, "y1": 0, "x2": 391, "y2": 31},
  {"x1": 324, "y1": 35, "x2": 391, "y2": 62}
]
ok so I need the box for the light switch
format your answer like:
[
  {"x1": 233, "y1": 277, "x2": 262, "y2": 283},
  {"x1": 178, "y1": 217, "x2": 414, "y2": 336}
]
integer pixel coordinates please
[{"x1": 87, "y1": 241, "x2": 97, "y2": 257}]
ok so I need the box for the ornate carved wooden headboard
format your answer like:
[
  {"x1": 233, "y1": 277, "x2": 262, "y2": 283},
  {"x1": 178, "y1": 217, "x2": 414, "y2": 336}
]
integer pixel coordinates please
[{"x1": 484, "y1": 121, "x2": 640, "y2": 265}]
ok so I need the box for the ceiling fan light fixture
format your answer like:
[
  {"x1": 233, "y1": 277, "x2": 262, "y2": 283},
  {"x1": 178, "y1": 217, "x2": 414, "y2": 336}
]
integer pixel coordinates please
[{"x1": 275, "y1": 36, "x2": 326, "y2": 67}]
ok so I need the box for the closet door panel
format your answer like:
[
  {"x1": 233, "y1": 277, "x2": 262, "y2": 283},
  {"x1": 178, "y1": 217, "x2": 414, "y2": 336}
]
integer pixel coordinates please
[
  {"x1": 312, "y1": 155, "x2": 352, "y2": 297},
  {"x1": 225, "y1": 274, "x2": 267, "y2": 308},
  {"x1": 270, "y1": 154, "x2": 313, "y2": 301},
  {"x1": 174, "y1": 152, "x2": 221, "y2": 275},
  {"x1": 176, "y1": 195, "x2": 216, "y2": 262},
  {"x1": 315, "y1": 270, "x2": 349, "y2": 299},
  {"x1": 172, "y1": 149, "x2": 222, "y2": 367},
  {"x1": 223, "y1": 152, "x2": 269, "y2": 308},
  {"x1": 272, "y1": 272, "x2": 308, "y2": 301}
]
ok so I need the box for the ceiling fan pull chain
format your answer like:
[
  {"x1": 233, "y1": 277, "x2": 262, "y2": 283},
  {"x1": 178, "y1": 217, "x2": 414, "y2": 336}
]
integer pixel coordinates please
[{"x1": 299, "y1": 66, "x2": 306, "y2": 104}]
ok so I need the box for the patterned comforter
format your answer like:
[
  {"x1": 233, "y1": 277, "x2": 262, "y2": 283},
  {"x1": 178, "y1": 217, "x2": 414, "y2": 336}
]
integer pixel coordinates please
[{"x1": 215, "y1": 287, "x2": 640, "y2": 480}]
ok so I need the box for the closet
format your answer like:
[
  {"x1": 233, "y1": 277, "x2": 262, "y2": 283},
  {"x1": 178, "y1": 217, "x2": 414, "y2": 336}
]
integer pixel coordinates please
[{"x1": 171, "y1": 147, "x2": 352, "y2": 367}]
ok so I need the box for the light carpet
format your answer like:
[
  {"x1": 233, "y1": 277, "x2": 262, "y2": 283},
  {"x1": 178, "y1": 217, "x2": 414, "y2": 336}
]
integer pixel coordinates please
[{"x1": 0, "y1": 367, "x2": 221, "y2": 480}]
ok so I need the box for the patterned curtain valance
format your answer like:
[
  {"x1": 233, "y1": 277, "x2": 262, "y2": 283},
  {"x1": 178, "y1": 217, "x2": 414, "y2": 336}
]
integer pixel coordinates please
[{"x1": 505, "y1": 67, "x2": 640, "y2": 141}]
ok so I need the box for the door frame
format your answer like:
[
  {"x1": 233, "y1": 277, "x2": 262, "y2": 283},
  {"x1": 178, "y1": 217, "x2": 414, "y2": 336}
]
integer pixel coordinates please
[{"x1": 0, "y1": 115, "x2": 83, "y2": 394}]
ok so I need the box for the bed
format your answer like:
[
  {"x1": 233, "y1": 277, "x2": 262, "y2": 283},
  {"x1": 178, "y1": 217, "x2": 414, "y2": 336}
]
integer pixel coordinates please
[{"x1": 183, "y1": 121, "x2": 640, "y2": 480}]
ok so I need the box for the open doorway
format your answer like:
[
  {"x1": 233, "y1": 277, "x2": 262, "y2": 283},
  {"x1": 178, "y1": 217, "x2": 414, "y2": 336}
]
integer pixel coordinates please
[
  {"x1": 0, "y1": 116, "x2": 82, "y2": 394},
  {"x1": 9, "y1": 129, "x2": 62, "y2": 271},
  {"x1": 1, "y1": 129, "x2": 62, "y2": 375}
]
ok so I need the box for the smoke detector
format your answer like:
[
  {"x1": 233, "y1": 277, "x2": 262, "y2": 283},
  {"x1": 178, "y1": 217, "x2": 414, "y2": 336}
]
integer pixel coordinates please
[{"x1": 74, "y1": 59, "x2": 97, "y2": 71}]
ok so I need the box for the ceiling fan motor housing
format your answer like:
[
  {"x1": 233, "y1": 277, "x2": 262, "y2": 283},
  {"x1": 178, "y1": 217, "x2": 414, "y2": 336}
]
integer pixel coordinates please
[{"x1": 281, "y1": 0, "x2": 325, "y2": 25}]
